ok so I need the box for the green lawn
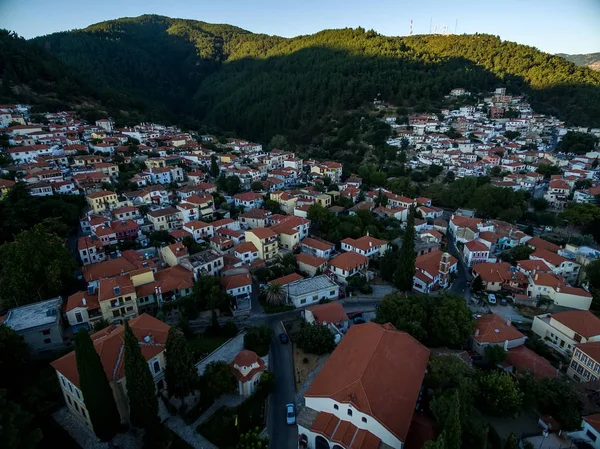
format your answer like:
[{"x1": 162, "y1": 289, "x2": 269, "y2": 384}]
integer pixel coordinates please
[{"x1": 187, "y1": 335, "x2": 229, "y2": 360}]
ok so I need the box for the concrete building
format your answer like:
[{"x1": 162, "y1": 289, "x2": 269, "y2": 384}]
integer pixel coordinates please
[
  {"x1": 3, "y1": 297, "x2": 64, "y2": 352},
  {"x1": 471, "y1": 314, "x2": 527, "y2": 356},
  {"x1": 532, "y1": 311, "x2": 600, "y2": 357},
  {"x1": 230, "y1": 350, "x2": 266, "y2": 397},
  {"x1": 285, "y1": 275, "x2": 340, "y2": 308},
  {"x1": 245, "y1": 228, "x2": 278, "y2": 262}
]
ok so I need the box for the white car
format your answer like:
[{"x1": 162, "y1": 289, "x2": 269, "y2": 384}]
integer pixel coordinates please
[
  {"x1": 488, "y1": 294, "x2": 497, "y2": 305},
  {"x1": 286, "y1": 403, "x2": 296, "y2": 425}
]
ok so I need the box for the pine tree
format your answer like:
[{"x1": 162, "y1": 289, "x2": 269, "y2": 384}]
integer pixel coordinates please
[
  {"x1": 165, "y1": 328, "x2": 198, "y2": 404},
  {"x1": 443, "y1": 391, "x2": 462, "y2": 449},
  {"x1": 424, "y1": 434, "x2": 446, "y2": 449},
  {"x1": 74, "y1": 328, "x2": 120, "y2": 441},
  {"x1": 123, "y1": 321, "x2": 159, "y2": 429},
  {"x1": 394, "y1": 206, "x2": 416, "y2": 291}
]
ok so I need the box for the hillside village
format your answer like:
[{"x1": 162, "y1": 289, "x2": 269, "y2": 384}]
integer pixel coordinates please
[{"x1": 2, "y1": 87, "x2": 600, "y2": 449}]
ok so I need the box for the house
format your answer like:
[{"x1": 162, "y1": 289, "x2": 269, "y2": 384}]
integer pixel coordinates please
[
  {"x1": 298, "y1": 322, "x2": 429, "y2": 449},
  {"x1": 328, "y1": 252, "x2": 369, "y2": 284},
  {"x1": 160, "y1": 242, "x2": 188, "y2": 267},
  {"x1": 303, "y1": 302, "x2": 349, "y2": 333},
  {"x1": 544, "y1": 179, "x2": 570, "y2": 210},
  {"x1": 525, "y1": 237, "x2": 560, "y2": 253},
  {"x1": 526, "y1": 272, "x2": 592, "y2": 310},
  {"x1": 147, "y1": 207, "x2": 182, "y2": 232},
  {"x1": 341, "y1": 235, "x2": 389, "y2": 258},
  {"x1": 245, "y1": 228, "x2": 278, "y2": 262},
  {"x1": 413, "y1": 252, "x2": 458, "y2": 293},
  {"x1": 567, "y1": 415, "x2": 600, "y2": 448},
  {"x1": 221, "y1": 271, "x2": 252, "y2": 315},
  {"x1": 270, "y1": 191, "x2": 298, "y2": 214},
  {"x1": 3, "y1": 297, "x2": 65, "y2": 352},
  {"x1": 97, "y1": 275, "x2": 140, "y2": 324},
  {"x1": 286, "y1": 275, "x2": 340, "y2": 308},
  {"x1": 64, "y1": 289, "x2": 103, "y2": 332},
  {"x1": 231, "y1": 350, "x2": 266, "y2": 397},
  {"x1": 472, "y1": 262, "x2": 528, "y2": 293},
  {"x1": 233, "y1": 242, "x2": 260, "y2": 265},
  {"x1": 297, "y1": 253, "x2": 328, "y2": 277},
  {"x1": 269, "y1": 273, "x2": 304, "y2": 288},
  {"x1": 51, "y1": 314, "x2": 169, "y2": 428},
  {"x1": 567, "y1": 343, "x2": 600, "y2": 383},
  {"x1": 315, "y1": 193, "x2": 332, "y2": 208},
  {"x1": 311, "y1": 161, "x2": 342, "y2": 182},
  {"x1": 234, "y1": 192, "x2": 264, "y2": 210},
  {"x1": 530, "y1": 248, "x2": 581, "y2": 282},
  {"x1": 180, "y1": 250, "x2": 224, "y2": 279},
  {"x1": 463, "y1": 240, "x2": 490, "y2": 267},
  {"x1": 77, "y1": 236, "x2": 106, "y2": 265},
  {"x1": 301, "y1": 237, "x2": 336, "y2": 259},
  {"x1": 505, "y1": 346, "x2": 559, "y2": 379},
  {"x1": 134, "y1": 265, "x2": 194, "y2": 310},
  {"x1": 183, "y1": 220, "x2": 214, "y2": 243},
  {"x1": 86, "y1": 190, "x2": 118, "y2": 213},
  {"x1": 532, "y1": 311, "x2": 600, "y2": 357},
  {"x1": 239, "y1": 209, "x2": 271, "y2": 229},
  {"x1": 471, "y1": 314, "x2": 527, "y2": 356}
]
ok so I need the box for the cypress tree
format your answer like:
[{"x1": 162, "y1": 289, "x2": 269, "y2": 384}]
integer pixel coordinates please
[
  {"x1": 74, "y1": 328, "x2": 120, "y2": 441},
  {"x1": 164, "y1": 328, "x2": 198, "y2": 404},
  {"x1": 394, "y1": 206, "x2": 416, "y2": 291},
  {"x1": 123, "y1": 321, "x2": 159, "y2": 429},
  {"x1": 442, "y1": 391, "x2": 462, "y2": 449}
]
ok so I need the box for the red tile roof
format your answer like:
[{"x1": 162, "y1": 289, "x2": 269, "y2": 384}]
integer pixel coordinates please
[
  {"x1": 308, "y1": 303, "x2": 347, "y2": 325},
  {"x1": 551, "y1": 311, "x2": 600, "y2": 339},
  {"x1": 296, "y1": 252, "x2": 327, "y2": 268},
  {"x1": 506, "y1": 346, "x2": 559, "y2": 379},
  {"x1": 301, "y1": 237, "x2": 335, "y2": 252},
  {"x1": 247, "y1": 227, "x2": 276, "y2": 240},
  {"x1": 584, "y1": 414, "x2": 600, "y2": 433},
  {"x1": 526, "y1": 237, "x2": 560, "y2": 253},
  {"x1": 328, "y1": 251, "x2": 368, "y2": 271},
  {"x1": 473, "y1": 314, "x2": 525, "y2": 344},
  {"x1": 305, "y1": 322, "x2": 430, "y2": 443},
  {"x1": 341, "y1": 235, "x2": 388, "y2": 252},
  {"x1": 268, "y1": 272, "x2": 303, "y2": 286},
  {"x1": 221, "y1": 272, "x2": 252, "y2": 290},
  {"x1": 51, "y1": 314, "x2": 169, "y2": 387}
]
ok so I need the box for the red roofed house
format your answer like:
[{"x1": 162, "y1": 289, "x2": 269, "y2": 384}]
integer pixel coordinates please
[
  {"x1": 567, "y1": 342, "x2": 600, "y2": 383},
  {"x1": 297, "y1": 253, "x2": 328, "y2": 277},
  {"x1": 463, "y1": 240, "x2": 491, "y2": 267},
  {"x1": 471, "y1": 314, "x2": 527, "y2": 356},
  {"x1": 527, "y1": 272, "x2": 592, "y2": 310},
  {"x1": 327, "y1": 252, "x2": 369, "y2": 284},
  {"x1": 301, "y1": 237, "x2": 336, "y2": 259},
  {"x1": 567, "y1": 414, "x2": 600, "y2": 447},
  {"x1": 505, "y1": 346, "x2": 559, "y2": 379},
  {"x1": 221, "y1": 271, "x2": 252, "y2": 315},
  {"x1": 51, "y1": 314, "x2": 169, "y2": 428},
  {"x1": 530, "y1": 248, "x2": 581, "y2": 283},
  {"x1": 532, "y1": 310, "x2": 600, "y2": 357},
  {"x1": 341, "y1": 234, "x2": 389, "y2": 258},
  {"x1": 304, "y1": 302, "x2": 349, "y2": 332},
  {"x1": 413, "y1": 252, "x2": 458, "y2": 294},
  {"x1": 544, "y1": 179, "x2": 570, "y2": 210},
  {"x1": 298, "y1": 322, "x2": 430, "y2": 449},
  {"x1": 231, "y1": 350, "x2": 267, "y2": 397},
  {"x1": 233, "y1": 191, "x2": 264, "y2": 210}
]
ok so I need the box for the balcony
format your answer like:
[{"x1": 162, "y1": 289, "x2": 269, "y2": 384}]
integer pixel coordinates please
[{"x1": 109, "y1": 298, "x2": 135, "y2": 310}]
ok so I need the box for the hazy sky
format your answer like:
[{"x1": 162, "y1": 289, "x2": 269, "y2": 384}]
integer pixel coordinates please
[{"x1": 1, "y1": 0, "x2": 599, "y2": 54}]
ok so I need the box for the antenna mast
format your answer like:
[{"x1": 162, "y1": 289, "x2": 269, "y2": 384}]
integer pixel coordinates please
[
  {"x1": 410, "y1": 19, "x2": 413, "y2": 36},
  {"x1": 455, "y1": 19, "x2": 458, "y2": 34},
  {"x1": 429, "y1": 17, "x2": 432, "y2": 34}
]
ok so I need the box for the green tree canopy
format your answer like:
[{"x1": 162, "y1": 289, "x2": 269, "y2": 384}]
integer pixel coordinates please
[
  {"x1": 0, "y1": 222, "x2": 76, "y2": 308},
  {"x1": 295, "y1": 323, "x2": 335, "y2": 355},
  {"x1": 477, "y1": 371, "x2": 522, "y2": 417},
  {"x1": 201, "y1": 361, "x2": 236, "y2": 400},
  {"x1": 244, "y1": 325, "x2": 274, "y2": 357},
  {"x1": 123, "y1": 321, "x2": 159, "y2": 429},
  {"x1": 74, "y1": 329, "x2": 121, "y2": 441},
  {"x1": 0, "y1": 390, "x2": 42, "y2": 449},
  {"x1": 165, "y1": 328, "x2": 198, "y2": 401}
]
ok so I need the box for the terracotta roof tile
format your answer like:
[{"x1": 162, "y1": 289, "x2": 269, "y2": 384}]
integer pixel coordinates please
[
  {"x1": 473, "y1": 314, "x2": 524, "y2": 344},
  {"x1": 552, "y1": 311, "x2": 600, "y2": 338}
]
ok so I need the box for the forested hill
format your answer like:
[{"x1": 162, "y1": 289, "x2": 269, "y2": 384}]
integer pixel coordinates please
[
  {"x1": 25, "y1": 15, "x2": 600, "y2": 139},
  {"x1": 558, "y1": 52, "x2": 600, "y2": 71}
]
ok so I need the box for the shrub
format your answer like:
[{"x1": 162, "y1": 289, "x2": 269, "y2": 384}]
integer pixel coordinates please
[
  {"x1": 295, "y1": 323, "x2": 335, "y2": 355},
  {"x1": 244, "y1": 325, "x2": 274, "y2": 356}
]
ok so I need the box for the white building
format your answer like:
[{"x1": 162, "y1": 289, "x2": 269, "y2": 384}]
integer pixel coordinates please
[
  {"x1": 532, "y1": 310, "x2": 600, "y2": 357},
  {"x1": 285, "y1": 275, "x2": 339, "y2": 308}
]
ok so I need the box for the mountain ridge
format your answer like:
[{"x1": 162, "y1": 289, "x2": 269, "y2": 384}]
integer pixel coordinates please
[
  {"x1": 558, "y1": 52, "x2": 600, "y2": 71},
  {"x1": 8, "y1": 14, "x2": 600, "y2": 139}
]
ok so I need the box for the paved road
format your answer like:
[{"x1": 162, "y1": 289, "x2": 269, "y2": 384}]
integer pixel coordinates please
[{"x1": 446, "y1": 231, "x2": 472, "y2": 301}]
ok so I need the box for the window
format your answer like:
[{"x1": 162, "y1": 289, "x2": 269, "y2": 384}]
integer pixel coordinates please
[
  {"x1": 362, "y1": 417, "x2": 367, "y2": 423},
  {"x1": 42, "y1": 329, "x2": 51, "y2": 335},
  {"x1": 44, "y1": 338, "x2": 52, "y2": 344},
  {"x1": 333, "y1": 404, "x2": 339, "y2": 410},
  {"x1": 153, "y1": 360, "x2": 160, "y2": 374},
  {"x1": 347, "y1": 409, "x2": 352, "y2": 416},
  {"x1": 300, "y1": 298, "x2": 306, "y2": 304},
  {"x1": 586, "y1": 430, "x2": 598, "y2": 442},
  {"x1": 75, "y1": 312, "x2": 83, "y2": 323},
  {"x1": 330, "y1": 290, "x2": 336, "y2": 296}
]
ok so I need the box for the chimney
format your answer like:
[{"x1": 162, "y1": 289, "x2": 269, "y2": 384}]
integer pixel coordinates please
[
  {"x1": 82, "y1": 297, "x2": 87, "y2": 306},
  {"x1": 475, "y1": 329, "x2": 480, "y2": 337},
  {"x1": 506, "y1": 318, "x2": 512, "y2": 327},
  {"x1": 503, "y1": 340, "x2": 509, "y2": 351},
  {"x1": 535, "y1": 273, "x2": 538, "y2": 281}
]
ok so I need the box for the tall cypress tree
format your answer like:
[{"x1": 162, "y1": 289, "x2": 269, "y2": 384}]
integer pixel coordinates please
[
  {"x1": 164, "y1": 328, "x2": 197, "y2": 404},
  {"x1": 442, "y1": 391, "x2": 462, "y2": 449},
  {"x1": 74, "y1": 328, "x2": 120, "y2": 441},
  {"x1": 394, "y1": 206, "x2": 416, "y2": 291},
  {"x1": 123, "y1": 321, "x2": 159, "y2": 429}
]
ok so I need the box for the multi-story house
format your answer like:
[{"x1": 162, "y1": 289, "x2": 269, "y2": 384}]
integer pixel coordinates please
[
  {"x1": 310, "y1": 161, "x2": 342, "y2": 183},
  {"x1": 327, "y1": 252, "x2": 369, "y2": 284},
  {"x1": 97, "y1": 275, "x2": 139, "y2": 324},
  {"x1": 77, "y1": 236, "x2": 106, "y2": 265},
  {"x1": 340, "y1": 235, "x2": 388, "y2": 258},
  {"x1": 544, "y1": 179, "x2": 570, "y2": 210},
  {"x1": 179, "y1": 249, "x2": 224, "y2": 279},
  {"x1": 470, "y1": 314, "x2": 527, "y2": 356},
  {"x1": 234, "y1": 192, "x2": 264, "y2": 210},
  {"x1": 567, "y1": 415, "x2": 600, "y2": 448},
  {"x1": 64, "y1": 289, "x2": 103, "y2": 332},
  {"x1": 51, "y1": 314, "x2": 169, "y2": 428},
  {"x1": 245, "y1": 228, "x2": 278, "y2": 262},
  {"x1": 233, "y1": 242, "x2": 260, "y2": 265},
  {"x1": 530, "y1": 248, "x2": 581, "y2": 283},
  {"x1": 532, "y1": 310, "x2": 600, "y2": 357},
  {"x1": 239, "y1": 209, "x2": 272, "y2": 229},
  {"x1": 147, "y1": 207, "x2": 182, "y2": 232},
  {"x1": 463, "y1": 240, "x2": 490, "y2": 267},
  {"x1": 176, "y1": 202, "x2": 199, "y2": 223},
  {"x1": 182, "y1": 194, "x2": 214, "y2": 221},
  {"x1": 413, "y1": 251, "x2": 458, "y2": 293},
  {"x1": 526, "y1": 272, "x2": 592, "y2": 310},
  {"x1": 86, "y1": 190, "x2": 118, "y2": 213},
  {"x1": 297, "y1": 322, "x2": 429, "y2": 449},
  {"x1": 301, "y1": 237, "x2": 336, "y2": 259},
  {"x1": 270, "y1": 191, "x2": 298, "y2": 214},
  {"x1": 183, "y1": 220, "x2": 214, "y2": 243},
  {"x1": 568, "y1": 343, "x2": 600, "y2": 383},
  {"x1": 270, "y1": 215, "x2": 311, "y2": 240}
]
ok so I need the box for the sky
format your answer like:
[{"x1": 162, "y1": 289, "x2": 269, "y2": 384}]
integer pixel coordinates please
[{"x1": 1, "y1": 0, "x2": 599, "y2": 54}]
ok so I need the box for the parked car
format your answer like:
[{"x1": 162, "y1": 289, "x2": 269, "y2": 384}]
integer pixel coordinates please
[
  {"x1": 279, "y1": 333, "x2": 289, "y2": 344},
  {"x1": 488, "y1": 294, "x2": 497, "y2": 305},
  {"x1": 353, "y1": 317, "x2": 366, "y2": 325},
  {"x1": 286, "y1": 403, "x2": 296, "y2": 425},
  {"x1": 500, "y1": 298, "x2": 508, "y2": 306},
  {"x1": 347, "y1": 311, "x2": 363, "y2": 319}
]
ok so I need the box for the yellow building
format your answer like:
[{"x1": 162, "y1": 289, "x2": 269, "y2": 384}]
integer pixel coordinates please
[
  {"x1": 86, "y1": 190, "x2": 118, "y2": 213},
  {"x1": 315, "y1": 194, "x2": 332, "y2": 208},
  {"x1": 245, "y1": 228, "x2": 278, "y2": 262},
  {"x1": 270, "y1": 191, "x2": 297, "y2": 214},
  {"x1": 97, "y1": 275, "x2": 139, "y2": 324},
  {"x1": 0, "y1": 179, "x2": 16, "y2": 199},
  {"x1": 160, "y1": 242, "x2": 188, "y2": 267},
  {"x1": 145, "y1": 158, "x2": 167, "y2": 169},
  {"x1": 51, "y1": 314, "x2": 169, "y2": 428},
  {"x1": 90, "y1": 131, "x2": 107, "y2": 140}
]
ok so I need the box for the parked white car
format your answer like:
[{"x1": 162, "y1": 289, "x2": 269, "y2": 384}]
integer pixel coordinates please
[{"x1": 488, "y1": 294, "x2": 497, "y2": 305}]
